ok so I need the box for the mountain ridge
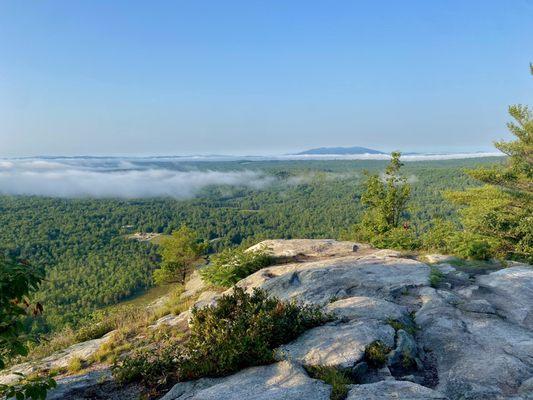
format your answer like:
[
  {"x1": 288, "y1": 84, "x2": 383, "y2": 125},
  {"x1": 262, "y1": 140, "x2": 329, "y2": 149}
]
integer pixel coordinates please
[{"x1": 295, "y1": 146, "x2": 385, "y2": 155}]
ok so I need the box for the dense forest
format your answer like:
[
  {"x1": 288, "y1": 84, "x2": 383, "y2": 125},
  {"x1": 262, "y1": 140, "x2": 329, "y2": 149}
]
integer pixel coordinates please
[{"x1": 0, "y1": 157, "x2": 501, "y2": 332}]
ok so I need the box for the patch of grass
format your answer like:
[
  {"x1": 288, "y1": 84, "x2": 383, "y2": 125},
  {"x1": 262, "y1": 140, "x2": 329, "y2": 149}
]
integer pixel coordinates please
[
  {"x1": 67, "y1": 357, "x2": 84, "y2": 373},
  {"x1": 328, "y1": 295, "x2": 339, "y2": 303},
  {"x1": 386, "y1": 319, "x2": 405, "y2": 331},
  {"x1": 364, "y1": 341, "x2": 391, "y2": 368},
  {"x1": 305, "y1": 365, "x2": 351, "y2": 400}
]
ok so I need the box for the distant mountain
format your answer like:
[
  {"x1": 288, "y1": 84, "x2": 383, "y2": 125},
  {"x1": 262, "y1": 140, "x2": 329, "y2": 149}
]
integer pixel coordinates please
[{"x1": 295, "y1": 146, "x2": 385, "y2": 155}]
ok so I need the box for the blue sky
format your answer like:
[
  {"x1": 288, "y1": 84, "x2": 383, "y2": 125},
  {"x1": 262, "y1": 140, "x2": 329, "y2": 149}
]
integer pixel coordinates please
[{"x1": 0, "y1": 0, "x2": 532, "y2": 156}]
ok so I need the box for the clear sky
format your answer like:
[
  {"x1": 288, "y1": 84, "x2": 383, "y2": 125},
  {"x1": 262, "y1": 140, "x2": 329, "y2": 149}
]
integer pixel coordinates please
[{"x1": 1, "y1": 0, "x2": 532, "y2": 157}]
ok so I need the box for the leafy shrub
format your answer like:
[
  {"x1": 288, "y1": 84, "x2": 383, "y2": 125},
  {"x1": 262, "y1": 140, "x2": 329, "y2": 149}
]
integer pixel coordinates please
[
  {"x1": 0, "y1": 375, "x2": 57, "y2": 400},
  {"x1": 200, "y1": 248, "x2": 273, "y2": 287},
  {"x1": 364, "y1": 340, "x2": 391, "y2": 368},
  {"x1": 114, "y1": 287, "x2": 330, "y2": 385}
]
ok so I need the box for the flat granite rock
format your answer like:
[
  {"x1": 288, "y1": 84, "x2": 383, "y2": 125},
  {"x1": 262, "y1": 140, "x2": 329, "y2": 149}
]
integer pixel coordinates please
[
  {"x1": 160, "y1": 361, "x2": 331, "y2": 400},
  {"x1": 416, "y1": 284, "x2": 533, "y2": 400},
  {"x1": 346, "y1": 380, "x2": 448, "y2": 399},
  {"x1": 326, "y1": 296, "x2": 408, "y2": 322},
  {"x1": 276, "y1": 320, "x2": 395, "y2": 368},
  {"x1": 246, "y1": 239, "x2": 362, "y2": 259},
  {"x1": 477, "y1": 266, "x2": 533, "y2": 330},
  {"x1": 235, "y1": 254, "x2": 430, "y2": 305}
]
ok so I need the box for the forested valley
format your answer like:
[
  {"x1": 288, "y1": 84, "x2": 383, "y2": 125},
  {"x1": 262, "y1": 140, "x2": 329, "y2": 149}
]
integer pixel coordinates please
[{"x1": 0, "y1": 157, "x2": 500, "y2": 333}]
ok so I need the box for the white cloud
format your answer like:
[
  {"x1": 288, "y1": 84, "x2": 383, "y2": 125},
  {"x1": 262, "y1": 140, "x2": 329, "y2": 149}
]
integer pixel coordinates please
[{"x1": 0, "y1": 159, "x2": 274, "y2": 198}]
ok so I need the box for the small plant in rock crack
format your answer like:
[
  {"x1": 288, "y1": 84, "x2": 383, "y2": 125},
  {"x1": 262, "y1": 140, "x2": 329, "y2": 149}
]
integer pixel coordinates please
[
  {"x1": 429, "y1": 267, "x2": 445, "y2": 288},
  {"x1": 387, "y1": 318, "x2": 418, "y2": 336},
  {"x1": 364, "y1": 340, "x2": 391, "y2": 368},
  {"x1": 305, "y1": 365, "x2": 352, "y2": 400},
  {"x1": 401, "y1": 352, "x2": 417, "y2": 369}
]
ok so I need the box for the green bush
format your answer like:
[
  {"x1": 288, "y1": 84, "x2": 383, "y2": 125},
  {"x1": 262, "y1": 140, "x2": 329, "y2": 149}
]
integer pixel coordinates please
[
  {"x1": 114, "y1": 287, "x2": 330, "y2": 385},
  {"x1": 370, "y1": 227, "x2": 420, "y2": 250},
  {"x1": 200, "y1": 247, "x2": 273, "y2": 287},
  {"x1": 450, "y1": 232, "x2": 496, "y2": 260}
]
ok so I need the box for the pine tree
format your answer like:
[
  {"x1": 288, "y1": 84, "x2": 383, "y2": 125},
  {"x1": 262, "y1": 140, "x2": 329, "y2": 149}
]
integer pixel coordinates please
[{"x1": 444, "y1": 65, "x2": 532, "y2": 261}]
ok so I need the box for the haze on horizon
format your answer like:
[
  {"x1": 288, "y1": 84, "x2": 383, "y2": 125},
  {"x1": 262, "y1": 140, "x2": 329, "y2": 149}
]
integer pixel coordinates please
[{"x1": 1, "y1": 0, "x2": 532, "y2": 157}]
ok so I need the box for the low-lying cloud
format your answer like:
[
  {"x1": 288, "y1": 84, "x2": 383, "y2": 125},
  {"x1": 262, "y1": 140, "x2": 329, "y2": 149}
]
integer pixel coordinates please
[{"x1": 0, "y1": 159, "x2": 274, "y2": 198}]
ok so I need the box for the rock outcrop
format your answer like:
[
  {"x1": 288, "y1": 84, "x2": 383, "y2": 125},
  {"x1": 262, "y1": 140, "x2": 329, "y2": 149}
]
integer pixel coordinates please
[
  {"x1": 2, "y1": 239, "x2": 532, "y2": 400},
  {"x1": 0, "y1": 332, "x2": 115, "y2": 386},
  {"x1": 164, "y1": 240, "x2": 532, "y2": 400}
]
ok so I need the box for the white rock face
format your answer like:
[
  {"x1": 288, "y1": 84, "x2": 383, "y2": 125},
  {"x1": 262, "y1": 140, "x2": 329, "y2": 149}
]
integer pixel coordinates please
[
  {"x1": 327, "y1": 296, "x2": 408, "y2": 322},
  {"x1": 477, "y1": 266, "x2": 533, "y2": 329},
  {"x1": 162, "y1": 243, "x2": 533, "y2": 400},
  {"x1": 246, "y1": 239, "x2": 364, "y2": 258},
  {"x1": 159, "y1": 361, "x2": 331, "y2": 400},
  {"x1": 415, "y1": 268, "x2": 533, "y2": 400},
  {"x1": 346, "y1": 380, "x2": 448, "y2": 399},
  {"x1": 181, "y1": 270, "x2": 206, "y2": 299},
  {"x1": 235, "y1": 253, "x2": 430, "y2": 304}
]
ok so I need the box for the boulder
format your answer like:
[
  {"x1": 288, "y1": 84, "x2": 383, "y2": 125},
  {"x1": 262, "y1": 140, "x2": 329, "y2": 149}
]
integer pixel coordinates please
[
  {"x1": 423, "y1": 254, "x2": 459, "y2": 264},
  {"x1": 193, "y1": 290, "x2": 221, "y2": 309},
  {"x1": 160, "y1": 361, "x2": 331, "y2": 400},
  {"x1": 149, "y1": 310, "x2": 190, "y2": 330},
  {"x1": 387, "y1": 329, "x2": 419, "y2": 368},
  {"x1": 276, "y1": 320, "x2": 395, "y2": 368},
  {"x1": 346, "y1": 380, "x2": 448, "y2": 399},
  {"x1": 181, "y1": 270, "x2": 206, "y2": 299}
]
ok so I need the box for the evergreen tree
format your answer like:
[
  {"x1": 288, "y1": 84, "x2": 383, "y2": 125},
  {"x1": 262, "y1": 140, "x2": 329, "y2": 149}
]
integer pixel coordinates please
[
  {"x1": 344, "y1": 152, "x2": 416, "y2": 249},
  {"x1": 444, "y1": 65, "x2": 532, "y2": 261},
  {"x1": 153, "y1": 226, "x2": 207, "y2": 285}
]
